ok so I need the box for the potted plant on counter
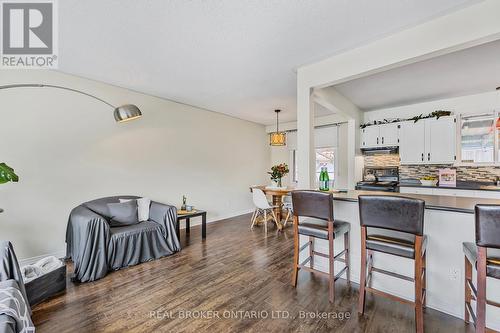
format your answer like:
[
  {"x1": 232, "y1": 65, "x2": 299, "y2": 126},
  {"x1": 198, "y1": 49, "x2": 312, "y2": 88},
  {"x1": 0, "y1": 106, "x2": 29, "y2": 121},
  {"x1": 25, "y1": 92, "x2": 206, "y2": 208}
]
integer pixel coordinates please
[
  {"x1": 0, "y1": 163, "x2": 18, "y2": 184},
  {"x1": 0, "y1": 163, "x2": 19, "y2": 213},
  {"x1": 268, "y1": 163, "x2": 289, "y2": 189}
]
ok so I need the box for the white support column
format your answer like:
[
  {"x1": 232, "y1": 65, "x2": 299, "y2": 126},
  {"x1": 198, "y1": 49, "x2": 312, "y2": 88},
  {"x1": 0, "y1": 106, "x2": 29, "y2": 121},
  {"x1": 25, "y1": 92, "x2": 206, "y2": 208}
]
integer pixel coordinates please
[
  {"x1": 347, "y1": 119, "x2": 358, "y2": 189},
  {"x1": 313, "y1": 87, "x2": 362, "y2": 190},
  {"x1": 297, "y1": 81, "x2": 315, "y2": 189}
]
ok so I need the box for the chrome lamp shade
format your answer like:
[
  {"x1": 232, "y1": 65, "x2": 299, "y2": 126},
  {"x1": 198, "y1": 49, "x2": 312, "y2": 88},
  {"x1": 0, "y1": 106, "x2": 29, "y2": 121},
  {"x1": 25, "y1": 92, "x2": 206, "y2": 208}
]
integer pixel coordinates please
[{"x1": 113, "y1": 104, "x2": 142, "y2": 123}]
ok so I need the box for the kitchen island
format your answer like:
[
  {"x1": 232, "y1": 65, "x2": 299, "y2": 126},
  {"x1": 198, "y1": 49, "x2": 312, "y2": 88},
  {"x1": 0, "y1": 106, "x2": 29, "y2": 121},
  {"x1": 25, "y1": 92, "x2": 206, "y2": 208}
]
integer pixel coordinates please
[
  {"x1": 301, "y1": 190, "x2": 500, "y2": 330},
  {"x1": 330, "y1": 189, "x2": 500, "y2": 213}
]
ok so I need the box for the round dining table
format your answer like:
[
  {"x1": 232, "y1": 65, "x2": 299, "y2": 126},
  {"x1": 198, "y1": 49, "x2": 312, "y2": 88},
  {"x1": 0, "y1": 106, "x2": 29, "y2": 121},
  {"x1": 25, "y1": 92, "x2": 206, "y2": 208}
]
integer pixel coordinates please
[{"x1": 250, "y1": 185, "x2": 294, "y2": 229}]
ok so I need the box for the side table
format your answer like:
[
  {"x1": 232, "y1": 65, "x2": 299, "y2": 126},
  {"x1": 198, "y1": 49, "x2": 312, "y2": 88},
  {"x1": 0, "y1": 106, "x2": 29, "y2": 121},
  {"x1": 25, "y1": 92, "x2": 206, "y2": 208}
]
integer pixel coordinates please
[{"x1": 176, "y1": 210, "x2": 207, "y2": 240}]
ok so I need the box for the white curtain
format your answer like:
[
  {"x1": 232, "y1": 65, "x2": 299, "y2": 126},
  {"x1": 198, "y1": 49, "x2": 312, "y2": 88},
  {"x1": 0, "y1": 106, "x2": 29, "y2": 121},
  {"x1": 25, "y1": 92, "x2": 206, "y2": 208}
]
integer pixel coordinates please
[{"x1": 286, "y1": 126, "x2": 338, "y2": 150}]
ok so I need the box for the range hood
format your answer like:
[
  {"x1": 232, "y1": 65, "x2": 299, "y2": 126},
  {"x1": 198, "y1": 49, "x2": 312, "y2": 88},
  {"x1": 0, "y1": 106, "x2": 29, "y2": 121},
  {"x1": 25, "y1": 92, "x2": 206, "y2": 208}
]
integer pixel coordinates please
[{"x1": 361, "y1": 146, "x2": 399, "y2": 155}]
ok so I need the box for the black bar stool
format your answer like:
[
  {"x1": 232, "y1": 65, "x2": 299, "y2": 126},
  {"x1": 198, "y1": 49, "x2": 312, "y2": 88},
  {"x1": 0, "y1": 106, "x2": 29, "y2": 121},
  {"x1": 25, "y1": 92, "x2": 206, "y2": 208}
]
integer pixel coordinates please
[
  {"x1": 358, "y1": 195, "x2": 426, "y2": 333},
  {"x1": 291, "y1": 190, "x2": 350, "y2": 303},
  {"x1": 463, "y1": 204, "x2": 500, "y2": 332}
]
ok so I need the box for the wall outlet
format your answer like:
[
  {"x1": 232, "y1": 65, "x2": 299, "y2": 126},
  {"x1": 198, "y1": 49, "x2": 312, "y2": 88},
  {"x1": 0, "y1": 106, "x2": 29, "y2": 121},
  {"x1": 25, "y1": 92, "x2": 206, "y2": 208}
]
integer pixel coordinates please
[{"x1": 450, "y1": 268, "x2": 460, "y2": 281}]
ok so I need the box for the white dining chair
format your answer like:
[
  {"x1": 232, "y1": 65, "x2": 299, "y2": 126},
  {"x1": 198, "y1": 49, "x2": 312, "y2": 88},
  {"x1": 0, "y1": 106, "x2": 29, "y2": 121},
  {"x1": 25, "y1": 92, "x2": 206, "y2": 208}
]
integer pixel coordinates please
[{"x1": 251, "y1": 188, "x2": 278, "y2": 233}]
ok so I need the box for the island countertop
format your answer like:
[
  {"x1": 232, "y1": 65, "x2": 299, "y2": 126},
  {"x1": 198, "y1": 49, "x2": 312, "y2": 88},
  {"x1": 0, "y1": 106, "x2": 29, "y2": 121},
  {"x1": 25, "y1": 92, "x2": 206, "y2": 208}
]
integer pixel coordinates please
[
  {"x1": 399, "y1": 180, "x2": 500, "y2": 192},
  {"x1": 327, "y1": 190, "x2": 500, "y2": 214}
]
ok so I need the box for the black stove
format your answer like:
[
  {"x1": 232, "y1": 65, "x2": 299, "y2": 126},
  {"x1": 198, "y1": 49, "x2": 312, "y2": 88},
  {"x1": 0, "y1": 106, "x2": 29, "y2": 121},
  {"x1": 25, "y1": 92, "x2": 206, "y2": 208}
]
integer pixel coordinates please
[{"x1": 355, "y1": 167, "x2": 399, "y2": 192}]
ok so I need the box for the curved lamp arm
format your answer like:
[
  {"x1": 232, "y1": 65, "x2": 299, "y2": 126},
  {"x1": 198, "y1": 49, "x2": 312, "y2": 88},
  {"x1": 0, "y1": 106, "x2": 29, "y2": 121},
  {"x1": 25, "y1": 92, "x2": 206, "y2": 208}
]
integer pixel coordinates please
[{"x1": 0, "y1": 83, "x2": 142, "y2": 123}]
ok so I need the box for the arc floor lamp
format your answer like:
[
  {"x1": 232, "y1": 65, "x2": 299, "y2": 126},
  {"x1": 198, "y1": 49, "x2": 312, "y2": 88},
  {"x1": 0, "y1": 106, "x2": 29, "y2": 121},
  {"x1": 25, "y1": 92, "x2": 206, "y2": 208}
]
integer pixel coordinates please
[{"x1": 0, "y1": 83, "x2": 142, "y2": 123}]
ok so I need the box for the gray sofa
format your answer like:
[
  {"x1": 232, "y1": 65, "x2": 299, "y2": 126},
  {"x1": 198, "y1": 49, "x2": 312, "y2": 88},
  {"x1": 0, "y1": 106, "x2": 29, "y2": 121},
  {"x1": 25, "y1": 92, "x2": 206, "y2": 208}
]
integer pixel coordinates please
[
  {"x1": 0, "y1": 241, "x2": 33, "y2": 333},
  {"x1": 66, "y1": 196, "x2": 181, "y2": 282}
]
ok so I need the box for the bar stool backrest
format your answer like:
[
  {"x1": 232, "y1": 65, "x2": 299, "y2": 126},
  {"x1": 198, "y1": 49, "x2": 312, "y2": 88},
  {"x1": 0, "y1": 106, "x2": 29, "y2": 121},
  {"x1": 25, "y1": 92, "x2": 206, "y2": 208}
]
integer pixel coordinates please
[
  {"x1": 291, "y1": 190, "x2": 333, "y2": 221},
  {"x1": 359, "y1": 195, "x2": 425, "y2": 236},
  {"x1": 475, "y1": 204, "x2": 500, "y2": 248}
]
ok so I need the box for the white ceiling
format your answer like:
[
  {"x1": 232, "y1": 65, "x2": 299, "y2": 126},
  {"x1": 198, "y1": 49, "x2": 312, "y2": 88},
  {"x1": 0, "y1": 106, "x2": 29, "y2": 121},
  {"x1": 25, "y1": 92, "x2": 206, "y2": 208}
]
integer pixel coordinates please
[
  {"x1": 334, "y1": 39, "x2": 500, "y2": 111},
  {"x1": 58, "y1": 0, "x2": 480, "y2": 124}
]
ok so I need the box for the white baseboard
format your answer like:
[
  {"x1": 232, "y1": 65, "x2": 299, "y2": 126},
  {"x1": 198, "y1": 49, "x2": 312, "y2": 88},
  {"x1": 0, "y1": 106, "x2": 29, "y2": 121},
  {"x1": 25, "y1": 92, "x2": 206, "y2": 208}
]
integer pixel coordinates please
[{"x1": 178, "y1": 208, "x2": 253, "y2": 229}]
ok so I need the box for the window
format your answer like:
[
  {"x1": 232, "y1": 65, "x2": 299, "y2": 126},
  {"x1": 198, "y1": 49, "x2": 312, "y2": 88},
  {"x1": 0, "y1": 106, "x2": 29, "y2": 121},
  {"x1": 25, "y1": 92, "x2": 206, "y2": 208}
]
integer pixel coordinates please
[
  {"x1": 290, "y1": 147, "x2": 335, "y2": 185},
  {"x1": 460, "y1": 113, "x2": 495, "y2": 163},
  {"x1": 315, "y1": 147, "x2": 335, "y2": 186}
]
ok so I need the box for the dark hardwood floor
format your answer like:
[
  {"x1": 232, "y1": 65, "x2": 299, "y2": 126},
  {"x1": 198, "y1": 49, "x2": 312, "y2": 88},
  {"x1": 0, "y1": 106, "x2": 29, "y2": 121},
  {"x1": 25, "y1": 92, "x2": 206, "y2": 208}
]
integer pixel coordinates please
[{"x1": 32, "y1": 214, "x2": 474, "y2": 332}]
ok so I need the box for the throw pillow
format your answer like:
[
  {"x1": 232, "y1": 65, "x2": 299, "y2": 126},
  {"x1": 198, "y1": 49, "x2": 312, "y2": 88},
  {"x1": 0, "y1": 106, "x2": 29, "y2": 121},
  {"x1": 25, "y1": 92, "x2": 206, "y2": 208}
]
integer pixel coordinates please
[
  {"x1": 119, "y1": 197, "x2": 151, "y2": 221},
  {"x1": 107, "y1": 200, "x2": 139, "y2": 226}
]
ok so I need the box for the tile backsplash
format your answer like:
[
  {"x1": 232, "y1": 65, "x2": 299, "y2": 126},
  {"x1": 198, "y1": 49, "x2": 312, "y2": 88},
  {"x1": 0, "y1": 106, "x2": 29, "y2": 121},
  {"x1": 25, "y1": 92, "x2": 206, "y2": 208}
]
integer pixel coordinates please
[
  {"x1": 363, "y1": 154, "x2": 400, "y2": 167},
  {"x1": 400, "y1": 164, "x2": 500, "y2": 182},
  {"x1": 363, "y1": 154, "x2": 500, "y2": 182}
]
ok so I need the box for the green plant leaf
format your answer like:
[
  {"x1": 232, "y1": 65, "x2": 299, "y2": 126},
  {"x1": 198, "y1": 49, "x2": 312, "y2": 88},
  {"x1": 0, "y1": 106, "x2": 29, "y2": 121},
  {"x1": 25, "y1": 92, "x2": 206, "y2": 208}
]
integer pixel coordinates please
[{"x1": 0, "y1": 163, "x2": 19, "y2": 184}]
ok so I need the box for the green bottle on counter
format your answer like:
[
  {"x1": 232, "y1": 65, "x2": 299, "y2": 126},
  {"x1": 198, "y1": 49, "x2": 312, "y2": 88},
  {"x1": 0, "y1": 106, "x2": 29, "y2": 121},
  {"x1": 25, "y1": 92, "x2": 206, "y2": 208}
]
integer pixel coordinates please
[
  {"x1": 319, "y1": 167, "x2": 329, "y2": 191},
  {"x1": 323, "y1": 167, "x2": 330, "y2": 191}
]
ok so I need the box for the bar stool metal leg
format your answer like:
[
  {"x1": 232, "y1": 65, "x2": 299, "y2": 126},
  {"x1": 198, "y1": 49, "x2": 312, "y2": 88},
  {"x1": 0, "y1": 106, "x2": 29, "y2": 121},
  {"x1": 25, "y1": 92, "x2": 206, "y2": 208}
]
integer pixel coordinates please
[
  {"x1": 358, "y1": 226, "x2": 367, "y2": 314},
  {"x1": 291, "y1": 215, "x2": 299, "y2": 287},
  {"x1": 367, "y1": 250, "x2": 374, "y2": 288},
  {"x1": 309, "y1": 236, "x2": 314, "y2": 269},
  {"x1": 328, "y1": 222, "x2": 335, "y2": 303},
  {"x1": 344, "y1": 232, "x2": 350, "y2": 284}
]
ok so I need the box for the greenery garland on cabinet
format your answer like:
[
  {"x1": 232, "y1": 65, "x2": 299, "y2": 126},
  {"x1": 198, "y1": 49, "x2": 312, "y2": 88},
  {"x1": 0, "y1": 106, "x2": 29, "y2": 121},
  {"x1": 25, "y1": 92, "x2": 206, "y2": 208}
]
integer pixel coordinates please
[{"x1": 360, "y1": 110, "x2": 452, "y2": 129}]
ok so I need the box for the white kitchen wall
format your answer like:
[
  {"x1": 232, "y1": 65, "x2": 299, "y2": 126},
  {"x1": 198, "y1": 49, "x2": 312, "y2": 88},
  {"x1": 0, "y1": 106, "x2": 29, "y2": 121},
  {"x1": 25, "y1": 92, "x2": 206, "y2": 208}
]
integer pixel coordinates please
[
  {"x1": 363, "y1": 90, "x2": 498, "y2": 122},
  {"x1": 0, "y1": 70, "x2": 270, "y2": 260}
]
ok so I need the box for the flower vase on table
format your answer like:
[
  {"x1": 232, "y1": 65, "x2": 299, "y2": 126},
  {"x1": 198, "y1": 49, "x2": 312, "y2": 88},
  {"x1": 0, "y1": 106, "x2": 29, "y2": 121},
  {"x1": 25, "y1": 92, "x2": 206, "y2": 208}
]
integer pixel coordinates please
[{"x1": 267, "y1": 163, "x2": 289, "y2": 190}]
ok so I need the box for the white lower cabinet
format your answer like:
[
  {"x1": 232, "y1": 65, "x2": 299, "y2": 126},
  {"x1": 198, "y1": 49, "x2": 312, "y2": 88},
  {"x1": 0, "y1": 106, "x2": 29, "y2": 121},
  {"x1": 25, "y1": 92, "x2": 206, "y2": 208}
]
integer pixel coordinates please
[
  {"x1": 432, "y1": 188, "x2": 475, "y2": 198},
  {"x1": 474, "y1": 190, "x2": 500, "y2": 199},
  {"x1": 400, "y1": 187, "x2": 500, "y2": 199},
  {"x1": 399, "y1": 187, "x2": 434, "y2": 195}
]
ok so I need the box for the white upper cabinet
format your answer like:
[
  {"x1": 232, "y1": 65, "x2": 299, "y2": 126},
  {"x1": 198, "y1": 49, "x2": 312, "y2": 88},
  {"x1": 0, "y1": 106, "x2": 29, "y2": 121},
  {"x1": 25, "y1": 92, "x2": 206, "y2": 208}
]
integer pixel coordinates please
[
  {"x1": 399, "y1": 116, "x2": 456, "y2": 165},
  {"x1": 360, "y1": 123, "x2": 399, "y2": 148},
  {"x1": 400, "y1": 120, "x2": 426, "y2": 164},
  {"x1": 361, "y1": 125, "x2": 379, "y2": 148},
  {"x1": 379, "y1": 123, "x2": 399, "y2": 146},
  {"x1": 425, "y1": 117, "x2": 456, "y2": 164}
]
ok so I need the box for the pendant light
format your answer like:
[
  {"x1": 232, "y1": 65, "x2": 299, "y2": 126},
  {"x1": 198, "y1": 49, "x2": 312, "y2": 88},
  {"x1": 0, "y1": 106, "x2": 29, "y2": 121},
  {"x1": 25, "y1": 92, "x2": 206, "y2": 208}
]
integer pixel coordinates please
[{"x1": 269, "y1": 109, "x2": 286, "y2": 146}]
